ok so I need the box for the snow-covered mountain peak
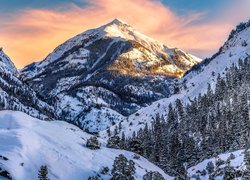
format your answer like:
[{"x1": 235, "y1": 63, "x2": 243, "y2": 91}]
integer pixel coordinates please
[
  {"x1": 105, "y1": 19, "x2": 250, "y2": 139},
  {"x1": 20, "y1": 20, "x2": 201, "y2": 132},
  {"x1": 98, "y1": 19, "x2": 169, "y2": 50},
  {"x1": 22, "y1": 19, "x2": 201, "y2": 80},
  {"x1": 0, "y1": 48, "x2": 18, "y2": 75},
  {"x1": 105, "y1": 18, "x2": 130, "y2": 27}
]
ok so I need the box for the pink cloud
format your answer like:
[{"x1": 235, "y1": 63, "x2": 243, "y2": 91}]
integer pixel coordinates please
[{"x1": 0, "y1": 0, "x2": 249, "y2": 68}]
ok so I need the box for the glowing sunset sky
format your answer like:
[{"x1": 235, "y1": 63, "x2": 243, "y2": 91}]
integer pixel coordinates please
[{"x1": 0, "y1": 0, "x2": 250, "y2": 68}]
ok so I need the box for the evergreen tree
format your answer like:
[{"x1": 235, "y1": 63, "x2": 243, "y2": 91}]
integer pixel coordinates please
[
  {"x1": 243, "y1": 150, "x2": 250, "y2": 179},
  {"x1": 206, "y1": 161, "x2": 214, "y2": 175},
  {"x1": 223, "y1": 160, "x2": 235, "y2": 180},
  {"x1": 111, "y1": 154, "x2": 135, "y2": 180},
  {"x1": 38, "y1": 165, "x2": 49, "y2": 180},
  {"x1": 86, "y1": 136, "x2": 100, "y2": 150},
  {"x1": 143, "y1": 171, "x2": 164, "y2": 180},
  {"x1": 124, "y1": 57, "x2": 250, "y2": 177}
]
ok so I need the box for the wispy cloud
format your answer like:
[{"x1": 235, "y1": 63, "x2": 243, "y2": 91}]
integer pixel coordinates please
[{"x1": 0, "y1": 0, "x2": 249, "y2": 68}]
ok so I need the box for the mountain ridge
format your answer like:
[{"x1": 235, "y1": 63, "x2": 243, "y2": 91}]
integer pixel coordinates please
[
  {"x1": 103, "y1": 18, "x2": 250, "y2": 138},
  {"x1": 0, "y1": 18, "x2": 249, "y2": 180},
  {"x1": 22, "y1": 19, "x2": 201, "y2": 80},
  {"x1": 20, "y1": 19, "x2": 201, "y2": 132},
  {"x1": 0, "y1": 48, "x2": 18, "y2": 75}
]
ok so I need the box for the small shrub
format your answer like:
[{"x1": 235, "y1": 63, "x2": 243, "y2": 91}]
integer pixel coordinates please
[
  {"x1": 88, "y1": 176, "x2": 99, "y2": 180},
  {"x1": 216, "y1": 158, "x2": 225, "y2": 167},
  {"x1": 228, "y1": 153, "x2": 236, "y2": 160},
  {"x1": 133, "y1": 154, "x2": 140, "y2": 160},
  {"x1": 86, "y1": 136, "x2": 101, "y2": 150},
  {"x1": 206, "y1": 161, "x2": 214, "y2": 174},
  {"x1": 100, "y1": 166, "x2": 109, "y2": 175},
  {"x1": 143, "y1": 171, "x2": 164, "y2": 180},
  {"x1": 200, "y1": 169, "x2": 206, "y2": 176},
  {"x1": 107, "y1": 136, "x2": 121, "y2": 149}
]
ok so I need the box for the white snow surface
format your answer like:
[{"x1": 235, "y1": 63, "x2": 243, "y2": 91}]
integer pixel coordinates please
[
  {"x1": 188, "y1": 149, "x2": 245, "y2": 179},
  {"x1": 0, "y1": 49, "x2": 18, "y2": 75},
  {"x1": 0, "y1": 111, "x2": 172, "y2": 180}
]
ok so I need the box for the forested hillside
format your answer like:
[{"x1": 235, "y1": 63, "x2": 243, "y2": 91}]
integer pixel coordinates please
[{"x1": 116, "y1": 57, "x2": 250, "y2": 178}]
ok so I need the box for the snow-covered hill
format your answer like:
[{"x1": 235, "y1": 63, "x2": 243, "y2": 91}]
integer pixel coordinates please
[
  {"x1": 0, "y1": 110, "x2": 172, "y2": 179},
  {"x1": 102, "y1": 19, "x2": 250, "y2": 138},
  {"x1": 21, "y1": 19, "x2": 201, "y2": 132},
  {"x1": 0, "y1": 49, "x2": 55, "y2": 120},
  {"x1": 188, "y1": 150, "x2": 246, "y2": 179}
]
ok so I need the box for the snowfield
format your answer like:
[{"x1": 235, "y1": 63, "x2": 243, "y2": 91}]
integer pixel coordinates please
[{"x1": 0, "y1": 111, "x2": 172, "y2": 179}]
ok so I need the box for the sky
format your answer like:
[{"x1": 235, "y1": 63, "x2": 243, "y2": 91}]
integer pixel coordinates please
[{"x1": 0, "y1": 0, "x2": 250, "y2": 68}]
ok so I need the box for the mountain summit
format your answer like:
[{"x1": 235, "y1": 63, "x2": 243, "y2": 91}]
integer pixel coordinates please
[
  {"x1": 21, "y1": 19, "x2": 201, "y2": 132},
  {"x1": 22, "y1": 19, "x2": 201, "y2": 80},
  {"x1": 0, "y1": 48, "x2": 18, "y2": 75}
]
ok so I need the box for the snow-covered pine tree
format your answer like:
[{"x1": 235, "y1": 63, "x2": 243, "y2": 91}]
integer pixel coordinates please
[
  {"x1": 223, "y1": 160, "x2": 235, "y2": 180},
  {"x1": 206, "y1": 161, "x2": 214, "y2": 175},
  {"x1": 111, "y1": 154, "x2": 135, "y2": 180},
  {"x1": 243, "y1": 150, "x2": 250, "y2": 179},
  {"x1": 143, "y1": 171, "x2": 164, "y2": 180},
  {"x1": 38, "y1": 165, "x2": 49, "y2": 180},
  {"x1": 86, "y1": 136, "x2": 100, "y2": 150},
  {"x1": 125, "y1": 57, "x2": 250, "y2": 177}
]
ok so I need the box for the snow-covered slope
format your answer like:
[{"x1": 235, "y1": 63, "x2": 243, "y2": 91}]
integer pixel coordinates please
[
  {"x1": 22, "y1": 19, "x2": 200, "y2": 80},
  {"x1": 0, "y1": 110, "x2": 172, "y2": 179},
  {"x1": 188, "y1": 149, "x2": 245, "y2": 179},
  {"x1": 0, "y1": 49, "x2": 55, "y2": 120},
  {"x1": 0, "y1": 48, "x2": 18, "y2": 75},
  {"x1": 21, "y1": 19, "x2": 200, "y2": 132},
  {"x1": 102, "y1": 19, "x2": 250, "y2": 138}
]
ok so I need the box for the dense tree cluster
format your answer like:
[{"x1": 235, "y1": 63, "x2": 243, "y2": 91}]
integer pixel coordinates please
[
  {"x1": 0, "y1": 70, "x2": 55, "y2": 120},
  {"x1": 121, "y1": 57, "x2": 250, "y2": 177},
  {"x1": 143, "y1": 171, "x2": 165, "y2": 180},
  {"x1": 228, "y1": 19, "x2": 250, "y2": 40},
  {"x1": 111, "y1": 154, "x2": 135, "y2": 180}
]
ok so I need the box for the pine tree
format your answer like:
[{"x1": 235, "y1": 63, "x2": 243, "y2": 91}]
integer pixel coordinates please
[
  {"x1": 206, "y1": 161, "x2": 214, "y2": 175},
  {"x1": 223, "y1": 160, "x2": 235, "y2": 180},
  {"x1": 243, "y1": 150, "x2": 250, "y2": 179},
  {"x1": 107, "y1": 136, "x2": 121, "y2": 149},
  {"x1": 111, "y1": 154, "x2": 135, "y2": 180},
  {"x1": 38, "y1": 165, "x2": 49, "y2": 180},
  {"x1": 86, "y1": 136, "x2": 100, "y2": 150},
  {"x1": 143, "y1": 171, "x2": 164, "y2": 180}
]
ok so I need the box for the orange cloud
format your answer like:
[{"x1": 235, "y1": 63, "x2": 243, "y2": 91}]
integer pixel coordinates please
[{"x1": 0, "y1": 0, "x2": 249, "y2": 68}]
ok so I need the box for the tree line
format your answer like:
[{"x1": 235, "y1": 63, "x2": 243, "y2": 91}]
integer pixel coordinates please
[{"x1": 115, "y1": 57, "x2": 250, "y2": 177}]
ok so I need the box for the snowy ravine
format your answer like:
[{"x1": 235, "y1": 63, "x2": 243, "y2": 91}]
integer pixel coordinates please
[
  {"x1": 0, "y1": 111, "x2": 172, "y2": 179},
  {"x1": 100, "y1": 20, "x2": 250, "y2": 138}
]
